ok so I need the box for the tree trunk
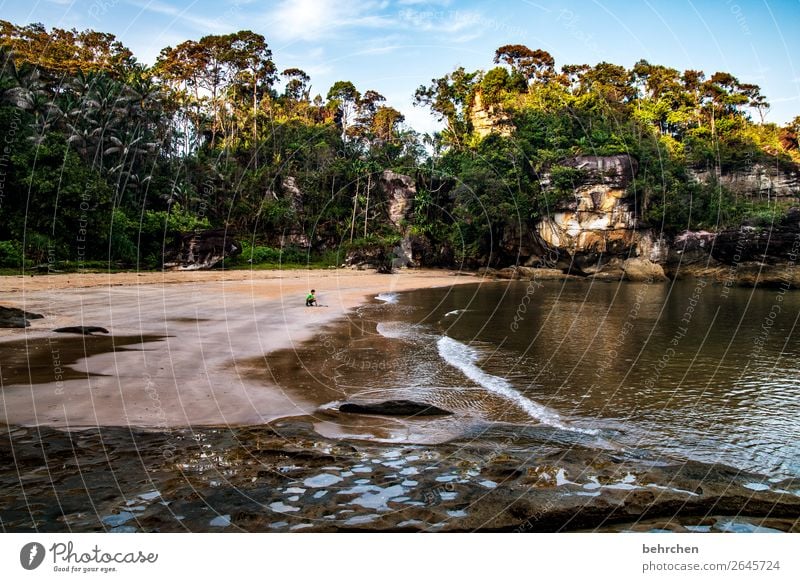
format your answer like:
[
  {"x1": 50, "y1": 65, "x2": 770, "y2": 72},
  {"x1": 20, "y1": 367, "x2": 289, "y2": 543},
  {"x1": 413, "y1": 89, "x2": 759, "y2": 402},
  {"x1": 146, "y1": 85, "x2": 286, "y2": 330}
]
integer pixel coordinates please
[
  {"x1": 350, "y1": 176, "x2": 359, "y2": 244},
  {"x1": 253, "y1": 80, "x2": 258, "y2": 170},
  {"x1": 363, "y1": 172, "x2": 371, "y2": 238}
]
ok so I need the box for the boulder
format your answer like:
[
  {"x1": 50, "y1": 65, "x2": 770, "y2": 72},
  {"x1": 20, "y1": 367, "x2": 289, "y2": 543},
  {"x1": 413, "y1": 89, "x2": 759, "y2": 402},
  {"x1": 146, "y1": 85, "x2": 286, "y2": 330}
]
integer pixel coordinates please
[
  {"x1": 622, "y1": 257, "x2": 668, "y2": 282},
  {"x1": 339, "y1": 400, "x2": 453, "y2": 416}
]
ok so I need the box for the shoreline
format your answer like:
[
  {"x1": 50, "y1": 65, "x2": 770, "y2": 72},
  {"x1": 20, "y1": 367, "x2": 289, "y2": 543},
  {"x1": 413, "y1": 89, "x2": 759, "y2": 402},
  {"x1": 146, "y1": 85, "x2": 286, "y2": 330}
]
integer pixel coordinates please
[{"x1": 0, "y1": 268, "x2": 481, "y2": 428}]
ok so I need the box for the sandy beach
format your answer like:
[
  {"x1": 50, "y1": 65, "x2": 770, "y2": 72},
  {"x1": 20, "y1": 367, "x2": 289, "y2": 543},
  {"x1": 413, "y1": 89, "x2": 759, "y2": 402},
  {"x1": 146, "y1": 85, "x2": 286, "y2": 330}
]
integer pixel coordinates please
[{"x1": 0, "y1": 268, "x2": 479, "y2": 428}]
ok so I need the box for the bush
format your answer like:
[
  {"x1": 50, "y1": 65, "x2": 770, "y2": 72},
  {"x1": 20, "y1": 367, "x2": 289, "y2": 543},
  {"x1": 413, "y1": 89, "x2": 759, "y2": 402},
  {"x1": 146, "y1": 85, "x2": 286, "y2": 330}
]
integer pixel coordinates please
[
  {"x1": 0, "y1": 240, "x2": 22, "y2": 268},
  {"x1": 235, "y1": 241, "x2": 309, "y2": 265}
]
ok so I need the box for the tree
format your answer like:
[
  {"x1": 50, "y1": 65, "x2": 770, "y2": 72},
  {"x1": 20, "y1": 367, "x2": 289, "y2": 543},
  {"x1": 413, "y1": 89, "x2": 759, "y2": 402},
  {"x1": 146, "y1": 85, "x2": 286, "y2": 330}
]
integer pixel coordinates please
[
  {"x1": 327, "y1": 80, "x2": 360, "y2": 141},
  {"x1": 372, "y1": 106, "x2": 404, "y2": 141},
  {"x1": 283, "y1": 68, "x2": 310, "y2": 101},
  {"x1": 493, "y1": 44, "x2": 554, "y2": 84},
  {"x1": 579, "y1": 62, "x2": 636, "y2": 104},
  {"x1": 413, "y1": 67, "x2": 477, "y2": 147},
  {"x1": 226, "y1": 30, "x2": 276, "y2": 166}
]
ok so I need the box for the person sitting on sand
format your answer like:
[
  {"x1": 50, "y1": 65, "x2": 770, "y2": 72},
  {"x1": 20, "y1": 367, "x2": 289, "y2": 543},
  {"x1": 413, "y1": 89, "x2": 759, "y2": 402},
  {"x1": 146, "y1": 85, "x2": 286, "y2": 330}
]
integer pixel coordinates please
[{"x1": 305, "y1": 289, "x2": 317, "y2": 306}]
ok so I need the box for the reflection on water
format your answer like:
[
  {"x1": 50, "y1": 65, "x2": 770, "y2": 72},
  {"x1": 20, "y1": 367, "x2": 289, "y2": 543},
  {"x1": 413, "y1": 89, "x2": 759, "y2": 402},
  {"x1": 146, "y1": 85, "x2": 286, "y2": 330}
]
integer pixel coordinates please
[{"x1": 268, "y1": 279, "x2": 800, "y2": 478}]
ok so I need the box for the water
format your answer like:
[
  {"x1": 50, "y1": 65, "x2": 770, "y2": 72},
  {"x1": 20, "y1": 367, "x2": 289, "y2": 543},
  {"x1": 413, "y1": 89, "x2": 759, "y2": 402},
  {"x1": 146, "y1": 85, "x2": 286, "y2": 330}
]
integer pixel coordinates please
[{"x1": 274, "y1": 279, "x2": 800, "y2": 478}]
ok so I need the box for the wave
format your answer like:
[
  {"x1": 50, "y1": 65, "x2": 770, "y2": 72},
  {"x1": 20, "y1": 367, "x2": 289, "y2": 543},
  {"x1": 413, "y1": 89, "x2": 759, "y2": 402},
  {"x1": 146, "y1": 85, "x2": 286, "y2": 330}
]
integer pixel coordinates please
[
  {"x1": 376, "y1": 322, "x2": 419, "y2": 340},
  {"x1": 375, "y1": 292, "x2": 399, "y2": 304},
  {"x1": 436, "y1": 336, "x2": 595, "y2": 434}
]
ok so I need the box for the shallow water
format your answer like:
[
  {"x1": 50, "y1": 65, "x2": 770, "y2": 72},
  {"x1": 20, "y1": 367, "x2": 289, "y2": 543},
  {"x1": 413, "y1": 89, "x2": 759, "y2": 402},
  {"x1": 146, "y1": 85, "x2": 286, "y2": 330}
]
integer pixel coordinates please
[{"x1": 269, "y1": 278, "x2": 800, "y2": 478}]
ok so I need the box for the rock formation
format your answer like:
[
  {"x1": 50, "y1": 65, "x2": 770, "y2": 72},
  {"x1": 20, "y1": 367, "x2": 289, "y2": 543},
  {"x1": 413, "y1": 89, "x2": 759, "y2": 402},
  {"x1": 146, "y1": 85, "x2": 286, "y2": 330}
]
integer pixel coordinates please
[
  {"x1": 164, "y1": 229, "x2": 242, "y2": 270},
  {"x1": 530, "y1": 154, "x2": 661, "y2": 278},
  {"x1": 470, "y1": 90, "x2": 513, "y2": 138},
  {"x1": 689, "y1": 163, "x2": 800, "y2": 201},
  {"x1": 380, "y1": 170, "x2": 415, "y2": 228}
]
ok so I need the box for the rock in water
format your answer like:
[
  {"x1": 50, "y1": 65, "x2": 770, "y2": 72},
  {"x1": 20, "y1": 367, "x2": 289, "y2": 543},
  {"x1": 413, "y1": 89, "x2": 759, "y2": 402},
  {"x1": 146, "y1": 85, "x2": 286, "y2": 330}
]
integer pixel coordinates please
[
  {"x1": 339, "y1": 400, "x2": 453, "y2": 416},
  {"x1": 53, "y1": 326, "x2": 109, "y2": 336},
  {"x1": 0, "y1": 306, "x2": 44, "y2": 328},
  {"x1": 622, "y1": 257, "x2": 668, "y2": 282}
]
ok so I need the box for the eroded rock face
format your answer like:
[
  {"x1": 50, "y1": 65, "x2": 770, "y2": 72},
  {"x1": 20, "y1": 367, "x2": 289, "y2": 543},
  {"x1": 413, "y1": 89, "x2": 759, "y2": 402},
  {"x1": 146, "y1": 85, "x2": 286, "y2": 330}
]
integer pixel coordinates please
[
  {"x1": 664, "y1": 211, "x2": 800, "y2": 287},
  {"x1": 164, "y1": 229, "x2": 242, "y2": 270},
  {"x1": 561, "y1": 154, "x2": 638, "y2": 189},
  {"x1": 689, "y1": 162, "x2": 800, "y2": 200},
  {"x1": 526, "y1": 155, "x2": 655, "y2": 275},
  {"x1": 380, "y1": 170, "x2": 416, "y2": 228},
  {"x1": 282, "y1": 176, "x2": 304, "y2": 212},
  {"x1": 470, "y1": 90, "x2": 513, "y2": 138},
  {"x1": 535, "y1": 184, "x2": 644, "y2": 273}
]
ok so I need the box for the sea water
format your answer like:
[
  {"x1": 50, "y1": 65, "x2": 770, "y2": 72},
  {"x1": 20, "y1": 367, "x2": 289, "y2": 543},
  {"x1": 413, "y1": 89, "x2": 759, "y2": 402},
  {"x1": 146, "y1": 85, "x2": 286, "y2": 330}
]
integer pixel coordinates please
[{"x1": 270, "y1": 279, "x2": 800, "y2": 479}]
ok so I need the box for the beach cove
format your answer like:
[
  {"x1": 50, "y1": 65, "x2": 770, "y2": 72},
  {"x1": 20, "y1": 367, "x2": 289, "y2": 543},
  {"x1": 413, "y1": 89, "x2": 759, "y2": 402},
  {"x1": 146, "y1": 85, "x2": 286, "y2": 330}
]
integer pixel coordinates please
[{"x1": 1, "y1": 270, "x2": 799, "y2": 532}]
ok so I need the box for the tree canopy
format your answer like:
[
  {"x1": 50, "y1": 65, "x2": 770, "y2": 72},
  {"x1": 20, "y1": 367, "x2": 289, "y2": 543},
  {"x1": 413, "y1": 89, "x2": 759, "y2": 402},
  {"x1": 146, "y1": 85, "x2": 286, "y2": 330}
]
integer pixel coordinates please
[{"x1": 0, "y1": 28, "x2": 796, "y2": 272}]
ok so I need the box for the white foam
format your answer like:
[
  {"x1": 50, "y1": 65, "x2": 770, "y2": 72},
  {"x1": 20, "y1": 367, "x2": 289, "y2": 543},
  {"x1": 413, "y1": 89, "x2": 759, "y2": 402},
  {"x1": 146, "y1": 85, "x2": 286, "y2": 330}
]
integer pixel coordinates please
[
  {"x1": 444, "y1": 309, "x2": 465, "y2": 317},
  {"x1": 437, "y1": 336, "x2": 595, "y2": 434},
  {"x1": 376, "y1": 321, "x2": 417, "y2": 340},
  {"x1": 375, "y1": 292, "x2": 398, "y2": 304}
]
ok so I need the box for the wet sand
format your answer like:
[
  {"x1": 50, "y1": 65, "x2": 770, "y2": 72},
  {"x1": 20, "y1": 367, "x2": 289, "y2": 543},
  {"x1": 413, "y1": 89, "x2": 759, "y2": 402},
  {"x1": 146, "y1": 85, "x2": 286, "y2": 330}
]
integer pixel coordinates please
[{"x1": 0, "y1": 268, "x2": 478, "y2": 428}]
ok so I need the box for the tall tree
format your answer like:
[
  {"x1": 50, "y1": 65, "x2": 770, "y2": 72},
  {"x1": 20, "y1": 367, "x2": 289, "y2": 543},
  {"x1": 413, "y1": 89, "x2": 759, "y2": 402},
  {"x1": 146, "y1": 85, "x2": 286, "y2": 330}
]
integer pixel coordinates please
[
  {"x1": 413, "y1": 67, "x2": 477, "y2": 147},
  {"x1": 327, "y1": 80, "x2": 360, "y2": 141},
  {"x1": 493, "y1": 44, "x2": 555, "y2": 84}
]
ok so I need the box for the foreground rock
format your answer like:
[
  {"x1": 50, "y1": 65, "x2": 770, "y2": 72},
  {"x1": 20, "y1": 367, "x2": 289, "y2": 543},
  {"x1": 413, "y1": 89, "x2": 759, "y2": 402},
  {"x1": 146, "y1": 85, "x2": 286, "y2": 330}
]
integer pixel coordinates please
[
  {"x1": 0, "y1": 306, "x2": 43, "y2": 328},
  {"x1": 339, "y1": 400, "x2": 453, "y2": 416},
  {"x1": 53, "y1": 326, "x2": 109, "y2": 336},
  {"x1": 1, "y1": 421, "x2": 797, "y2": 533}
]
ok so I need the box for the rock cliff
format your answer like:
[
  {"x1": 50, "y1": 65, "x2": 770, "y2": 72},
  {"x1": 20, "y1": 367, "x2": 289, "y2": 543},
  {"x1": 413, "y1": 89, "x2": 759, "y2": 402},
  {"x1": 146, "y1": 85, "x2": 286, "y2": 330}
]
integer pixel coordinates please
[
  {"x1": 489, "y1": 154, "x2": 800, "y2": 286},
  {"x1": 529, "y1": 155, "x2": 666, "y2": 279},
  {"x1": 689, "y1": 163, "x2": 800, "y2": 201},
  {"x1": 164, "y1": 229, "x2": 242, "y2": 270}
]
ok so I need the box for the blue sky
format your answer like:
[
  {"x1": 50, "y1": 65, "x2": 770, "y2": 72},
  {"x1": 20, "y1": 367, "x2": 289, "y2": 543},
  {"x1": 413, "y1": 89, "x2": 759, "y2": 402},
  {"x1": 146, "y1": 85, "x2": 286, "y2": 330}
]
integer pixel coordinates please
[{"x1": 3, "y1": 0, "x2": 799, "y2": 133}]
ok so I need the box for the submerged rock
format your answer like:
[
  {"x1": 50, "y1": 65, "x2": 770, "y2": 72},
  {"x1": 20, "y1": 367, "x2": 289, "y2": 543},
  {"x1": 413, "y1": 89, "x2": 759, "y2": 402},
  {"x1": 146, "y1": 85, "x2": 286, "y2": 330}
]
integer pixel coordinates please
[{"x1": 339, "y1": 400, "x2": 453, "y2": 416}]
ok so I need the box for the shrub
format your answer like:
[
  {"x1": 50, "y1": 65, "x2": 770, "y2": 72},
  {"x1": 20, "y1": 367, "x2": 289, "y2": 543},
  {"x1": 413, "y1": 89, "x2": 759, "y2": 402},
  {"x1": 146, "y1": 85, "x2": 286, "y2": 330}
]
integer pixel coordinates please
[{"x1": 0, "y1": 240, "x2": 22, "y2": 268}]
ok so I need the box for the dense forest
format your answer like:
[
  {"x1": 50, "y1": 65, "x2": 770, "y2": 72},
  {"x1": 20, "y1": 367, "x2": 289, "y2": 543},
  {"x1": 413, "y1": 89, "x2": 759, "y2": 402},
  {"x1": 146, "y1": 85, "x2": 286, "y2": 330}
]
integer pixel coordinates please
[{"x1": 1, "y1": 23, "x2": 798, "y2": 270}]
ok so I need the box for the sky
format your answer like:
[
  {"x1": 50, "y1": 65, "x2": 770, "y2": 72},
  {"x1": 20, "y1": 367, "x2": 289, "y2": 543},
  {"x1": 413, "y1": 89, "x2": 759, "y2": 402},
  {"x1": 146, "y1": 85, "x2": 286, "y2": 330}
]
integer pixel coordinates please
[{"x1": 2, "y1": 0, "x2": 799, "y2": 134}]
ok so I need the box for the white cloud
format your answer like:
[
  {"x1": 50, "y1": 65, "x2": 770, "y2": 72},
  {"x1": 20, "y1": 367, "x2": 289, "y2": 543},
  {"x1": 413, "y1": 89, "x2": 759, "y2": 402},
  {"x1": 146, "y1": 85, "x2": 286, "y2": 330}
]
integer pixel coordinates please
[
  {"x1": 125, "y1": 0, "x2": 232, "y2": 33},
  {"x1": 395, "y1": 7, "x2": 489, "y2": 41},
  {"x1": 397, "y1": 0, "x2": 453, "y2": 5},
  {"x1": 264, "y1": 0, "x2": 394, "y2": 42}
]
